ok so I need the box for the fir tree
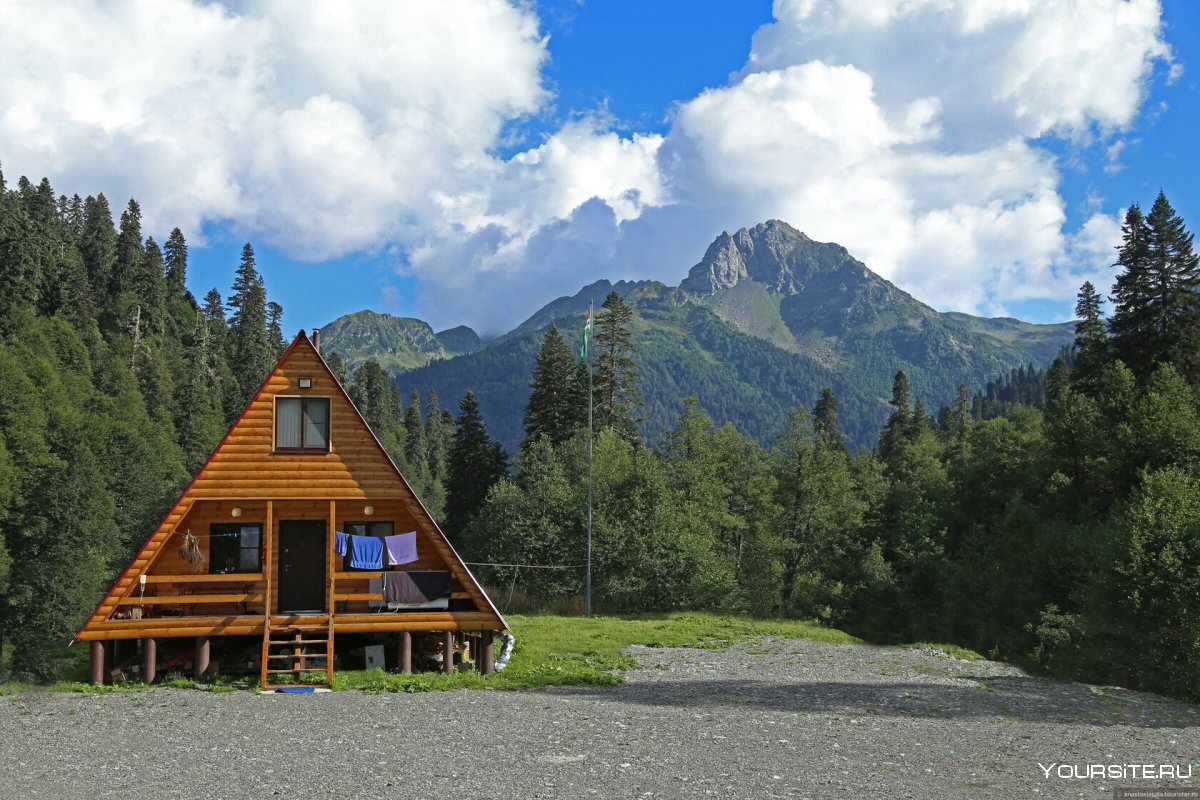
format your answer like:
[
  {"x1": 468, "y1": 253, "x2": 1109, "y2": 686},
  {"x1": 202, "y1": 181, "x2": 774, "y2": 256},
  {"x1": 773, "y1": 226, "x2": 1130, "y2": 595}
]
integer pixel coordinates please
[
  {"x1": 227, "y1": 244, "x2": 271, "y2": 405},
  {"x1": 110, "y1": 198, "x2": 144, "y2": 301},
  {"x1": 775, "y1": 408, "x2": 864, "y2": 616},
  {"x1": 445, "y1": 390, "x2": 507, "y2": 543},
  {"x1": 58, "y1": 246, "x2": 94, "y2": 334},
  {"x1": 201, "y1": 288, "x2": 226, "y2": 356},
  {"x1": 175, "y1": 314, "x2": 224, "y2": 472},
  {"x1": 0, "y1": 185, "x2": 38, "y2": 332},
  {"x1": 62, "y1": 194, "x2": 84, "y2": 241},
  {"x1": 523, "y1": 324, "x2": 579, "y2": 449},
  {"x1": 266, "y1": 301, "x2": 285, "y2": 360},
  {"x1": 951, "y1": 384, "x2": 972, "y2": 436},
  {"x1": 424, "y1": 389, "x2": 447, "y2": 480},
  {"x1": 592, "y1": 291, "x2": 642, "y2": 443},
  {"x1": 910, "y1": 397, "x2": 929, "y2": 439},
  {"x1": 1072, "y1": 281, "x2": 1109, "y2": 394},
  {"x1": 404, "y1": 388, "x2": 425, "y2": 468},
  {"x1": 878, "y1": 370, "x2": 910, "y2": 459},
  {"x1": 325, "y1": 350, "x2": 349, "y2": 386},
  {"x1": 164, "y1": 227, "x2": 188, "y2": 296},
  {"x1": 1109, "y1": 196, "x2": 1200, "y2": 381},
  {"x1": 350, "y1": 361, "x2": 391, "y2": 435},
  {"x1": 79, "y1": 194, "x2": 116, "y2": 309},
  {"x1": 813, "y1": 387, "x2": 845, "y2": 452},
  {"x1": 1146, "y1": 191, "x2": 1200, "y2": 380},
  {"x1": 137, "y1": 236, "x2": 167, "y2": 335}
]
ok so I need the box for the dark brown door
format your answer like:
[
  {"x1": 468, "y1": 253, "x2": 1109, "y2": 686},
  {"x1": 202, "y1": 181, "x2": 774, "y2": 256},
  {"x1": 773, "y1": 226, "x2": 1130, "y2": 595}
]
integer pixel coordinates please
[{"x1": 277, "y1": 520, "x2": 327, "y2": 613}]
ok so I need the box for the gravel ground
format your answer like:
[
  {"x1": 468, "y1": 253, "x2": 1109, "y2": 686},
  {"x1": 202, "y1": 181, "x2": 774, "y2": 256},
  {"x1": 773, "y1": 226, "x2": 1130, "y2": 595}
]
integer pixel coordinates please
[{"x1": 2, "y1": 638, "x2": 1199, "y2": 800}]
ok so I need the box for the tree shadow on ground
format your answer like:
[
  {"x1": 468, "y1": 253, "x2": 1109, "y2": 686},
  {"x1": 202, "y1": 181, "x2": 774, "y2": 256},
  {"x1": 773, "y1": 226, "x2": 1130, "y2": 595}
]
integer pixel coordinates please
[{"x1": 560, "y1": 675, "x2": 1200, "y2": 729}]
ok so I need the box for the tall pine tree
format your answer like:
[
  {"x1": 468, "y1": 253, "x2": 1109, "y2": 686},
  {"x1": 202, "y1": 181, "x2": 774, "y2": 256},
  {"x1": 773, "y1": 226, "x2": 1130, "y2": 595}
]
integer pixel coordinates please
[
  {"x1": 1146, "y1": 191, "x2": 1200, "y2": 381},
  {"x1": 227, "y1": 243, "x2": 271, "y2": 405},
  {"x1": 445, "y1": 390, "x2": 507, "y2": 544},
  {"x1": 878, "y1": 370, "x2": 910, "y2": 461},
  {"x1": 404, "y1": 388, "x2": 425, "y2": 469},
  {"x1": 164, "y1": 227, "x2": 188, "y2": 296},
  {"x1": 1072, "y1": 281, "x2": 1109, "y2": 394},
  {"x1": 523, "y1": 324, "x2": 580, "y2": 449},
  {"x1": 1110, "y1": 195, "x2": 1200, "y2": 381},
  {"x1": 424, "y1": 389, "x2": 448, "y2": 480},
  {"x1": 592, "y1": 291, "x2": 642, "y2": 443}
]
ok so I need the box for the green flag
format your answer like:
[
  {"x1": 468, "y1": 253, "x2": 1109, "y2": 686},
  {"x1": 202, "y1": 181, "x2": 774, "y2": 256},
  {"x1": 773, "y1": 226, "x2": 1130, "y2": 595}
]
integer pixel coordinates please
[{"x1": 580, "y1": 307, "x2": 592, "y2": 358}]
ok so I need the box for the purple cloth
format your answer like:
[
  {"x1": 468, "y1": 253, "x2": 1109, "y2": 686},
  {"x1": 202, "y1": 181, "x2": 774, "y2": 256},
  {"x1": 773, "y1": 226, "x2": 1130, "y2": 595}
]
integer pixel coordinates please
[
  {"x1": 348, "y1": 535, "x2": 383, "y2": 570},
  {"x1": 335, "y1": 530, "x2": 349, "y2": 556},
  {"x1": 384, "y1": 531, "x2": 418, "y2": 566}
]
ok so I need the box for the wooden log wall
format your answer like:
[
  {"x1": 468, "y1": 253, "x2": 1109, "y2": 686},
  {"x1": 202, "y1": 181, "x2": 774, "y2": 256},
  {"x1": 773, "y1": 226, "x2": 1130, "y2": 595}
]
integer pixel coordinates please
[{"x1": 78, "y1": 334, "x2": 506, "y2": 643}]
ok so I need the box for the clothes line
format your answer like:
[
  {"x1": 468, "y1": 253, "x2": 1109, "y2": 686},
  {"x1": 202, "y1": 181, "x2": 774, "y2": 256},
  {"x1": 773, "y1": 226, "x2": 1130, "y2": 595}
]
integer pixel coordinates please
[
  {"x1": 170, "y1": 530, "x2": 247, "y2": 539},
  {"x1": 463, "y1": 561, "x2": 587, "y2": 569}
]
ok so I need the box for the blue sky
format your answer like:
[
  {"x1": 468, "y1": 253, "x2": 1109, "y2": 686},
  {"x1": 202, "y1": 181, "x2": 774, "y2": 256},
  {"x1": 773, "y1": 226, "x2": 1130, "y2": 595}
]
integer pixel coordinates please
[{"x1": 2, "y1": 0, "x2": 1195, "y2": 335}]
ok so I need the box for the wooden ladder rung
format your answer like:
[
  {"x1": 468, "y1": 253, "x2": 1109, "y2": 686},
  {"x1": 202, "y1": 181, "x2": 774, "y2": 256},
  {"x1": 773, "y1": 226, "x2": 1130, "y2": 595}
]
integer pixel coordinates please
[
  {"x1": 263, "y1": 684, "x2": 325, "y2": 689},
  {"x1": 271, "y1": 626, "x2": 330, "y2": 633},
  {"x1": 266, "y1": 653, "x2": 327, "y2": 660}
]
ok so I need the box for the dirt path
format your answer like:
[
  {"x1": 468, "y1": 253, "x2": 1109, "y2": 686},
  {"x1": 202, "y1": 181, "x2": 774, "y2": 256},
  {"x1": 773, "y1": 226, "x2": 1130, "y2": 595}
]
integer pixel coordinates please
[{"x1": 1, "y1": 638, "x2": 1197, "y2": 799}]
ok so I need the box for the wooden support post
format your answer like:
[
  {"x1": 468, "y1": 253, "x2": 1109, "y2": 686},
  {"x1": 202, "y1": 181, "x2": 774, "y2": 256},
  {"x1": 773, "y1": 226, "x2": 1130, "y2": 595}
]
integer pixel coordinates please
[
  {"x1": 399, "y1": 631, "x2": 412, "y2": 675},
  {"x1": 194, "y1": 636, "x2": 210, "y2": 679},
  {"x1": 327, "y1": 500, "x2": 336, "y2": 618},
  {"x1": 264, "y1": 500, "x2": 273, "y2": 618},
  {"x1": 442, "y1": 630, "x2": 454, "y2": 675},
  {"x1": 89, "y1": 641, "x2": 106, "y2": 685},
  {"x1": 142, "y1": 638, "x2": 157, "y2": 684},
  {"x1": 481, "y1": 630, "x2": 495, "y2": 675}
]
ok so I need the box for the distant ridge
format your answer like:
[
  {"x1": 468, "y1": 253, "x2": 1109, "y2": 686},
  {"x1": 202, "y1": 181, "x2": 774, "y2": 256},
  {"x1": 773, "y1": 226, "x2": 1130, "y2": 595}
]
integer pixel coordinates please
[
  {"x1": 324, "y1": 221, "x2": 1075, "y2": 452},
  {"x1": 320, "y1": 310, "x2": 480, "y2": 376}
]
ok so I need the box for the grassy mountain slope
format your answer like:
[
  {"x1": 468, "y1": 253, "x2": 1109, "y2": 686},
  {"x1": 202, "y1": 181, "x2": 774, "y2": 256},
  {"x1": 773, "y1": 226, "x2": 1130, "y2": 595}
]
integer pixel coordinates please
[
  {"x1": 398, "y1": 282, "x2": 890, "y2": 454},
  {"x1": 348, "y1": 220, "x2": 1075, "y2": 454},
  {"x1": 320, "y1": 310, "x2": 480, "y2": 375}
]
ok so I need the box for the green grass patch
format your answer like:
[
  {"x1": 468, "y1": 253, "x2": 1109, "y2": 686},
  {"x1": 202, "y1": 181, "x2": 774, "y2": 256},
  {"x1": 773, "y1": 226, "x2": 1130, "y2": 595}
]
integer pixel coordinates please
[
  {"x1": 332, "y1": 612, "x2": 859, "y2": 694},
  {"x1": 905, "y1": 642, "x2": 986, "y2": 661},
  {"x1": 56, "y1": 680, "x2": 156, "y2": 695},
  {"x1": 1, "y1": 613, "x2": 857, "y2": 696}
]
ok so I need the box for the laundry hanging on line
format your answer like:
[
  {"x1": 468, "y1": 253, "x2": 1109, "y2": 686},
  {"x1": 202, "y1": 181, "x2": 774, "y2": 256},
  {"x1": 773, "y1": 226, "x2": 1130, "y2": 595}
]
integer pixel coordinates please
[
  {"x1": 384, "y1": 531, "x2": 418, "y2": 566},
  {"x1": 335, "y1": 530, "x2": 349, "y2": 557},
  {"x1": 383, "y1": 570, "x2": 451, "y2": 606},
  {"x1": 348, "y1": 535, "x2": 384, "y2": 570}
]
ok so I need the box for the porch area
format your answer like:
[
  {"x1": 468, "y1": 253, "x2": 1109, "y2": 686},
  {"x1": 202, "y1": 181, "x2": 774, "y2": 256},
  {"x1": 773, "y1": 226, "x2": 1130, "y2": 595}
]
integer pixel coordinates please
[{"x1": 78, "y1": 496, "x2": 504, "y2": 688}]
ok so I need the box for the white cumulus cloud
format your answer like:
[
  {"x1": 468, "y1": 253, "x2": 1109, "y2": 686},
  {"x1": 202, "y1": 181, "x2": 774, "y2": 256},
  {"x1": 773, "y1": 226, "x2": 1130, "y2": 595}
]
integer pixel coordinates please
[
  {"x1": 0, "y1": 0, "x2": 551, "y2": 258},
  {"x1": 0, "y1": 0, "x2": 1176, "y2": 332}
]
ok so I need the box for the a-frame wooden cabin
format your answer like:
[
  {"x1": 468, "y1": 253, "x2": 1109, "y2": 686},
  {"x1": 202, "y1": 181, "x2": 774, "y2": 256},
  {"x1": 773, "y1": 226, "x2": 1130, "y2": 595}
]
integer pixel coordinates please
[{"x1": 76, "y1": 330, "x2": 507, "y2": 688}]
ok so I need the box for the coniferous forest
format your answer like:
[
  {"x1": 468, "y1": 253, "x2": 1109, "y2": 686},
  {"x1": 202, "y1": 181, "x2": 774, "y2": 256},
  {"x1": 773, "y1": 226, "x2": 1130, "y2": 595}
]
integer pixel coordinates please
[{"x1": 2, "y1": 167, "x2": 1200, "y2": 705}]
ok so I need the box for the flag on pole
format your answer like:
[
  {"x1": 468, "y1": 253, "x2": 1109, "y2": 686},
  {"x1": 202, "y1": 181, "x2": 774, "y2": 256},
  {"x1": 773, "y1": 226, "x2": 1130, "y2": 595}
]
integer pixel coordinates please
[{"x1": 580, "y1": 306, "x2": 592, "y2": 358}]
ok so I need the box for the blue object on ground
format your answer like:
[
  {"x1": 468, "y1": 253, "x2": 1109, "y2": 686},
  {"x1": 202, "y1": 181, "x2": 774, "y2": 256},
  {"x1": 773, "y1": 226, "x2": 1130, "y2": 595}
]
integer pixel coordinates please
[{"x1": 277, "y1": 687, "x2": 316, "y2": 693}]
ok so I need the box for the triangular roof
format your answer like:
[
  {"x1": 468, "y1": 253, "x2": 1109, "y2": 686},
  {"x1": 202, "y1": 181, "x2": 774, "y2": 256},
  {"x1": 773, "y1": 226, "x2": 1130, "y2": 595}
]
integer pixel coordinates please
[{"x1": 78, "y1": 330, "x2": 506, "y2": 637}]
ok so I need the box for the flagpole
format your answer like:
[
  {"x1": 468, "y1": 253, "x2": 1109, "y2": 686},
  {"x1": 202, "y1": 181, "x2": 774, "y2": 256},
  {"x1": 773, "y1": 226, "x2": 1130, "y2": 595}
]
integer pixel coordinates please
[{"x1": 586, "y1": 299, "x2": 594, "y2": 617}]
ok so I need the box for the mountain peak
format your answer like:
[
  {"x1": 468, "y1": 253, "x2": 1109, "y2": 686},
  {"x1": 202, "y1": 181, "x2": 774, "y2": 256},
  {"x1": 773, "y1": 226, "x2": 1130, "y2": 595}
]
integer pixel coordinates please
[{"x1": 680, "y1": 219, "x2": 858, "y2": 296}]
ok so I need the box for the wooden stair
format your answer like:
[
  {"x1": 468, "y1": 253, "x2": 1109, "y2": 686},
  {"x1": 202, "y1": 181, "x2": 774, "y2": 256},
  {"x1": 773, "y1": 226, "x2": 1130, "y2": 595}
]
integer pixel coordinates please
[{"x1": 260, "y1": 617, "x2": 334, "y2": 690}]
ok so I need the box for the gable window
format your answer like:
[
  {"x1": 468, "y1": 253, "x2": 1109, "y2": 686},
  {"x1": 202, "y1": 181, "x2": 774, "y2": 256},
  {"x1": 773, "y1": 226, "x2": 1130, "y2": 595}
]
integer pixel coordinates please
[
  {"x1": 210, "y1": 523, "x2": 262, "y2": 574},
  {"x1": 276, "y1": 397, "x2": 330, "y2": 451},
  {"x1": 346, "y1": 521, "x2": 394, "y2": 538}
]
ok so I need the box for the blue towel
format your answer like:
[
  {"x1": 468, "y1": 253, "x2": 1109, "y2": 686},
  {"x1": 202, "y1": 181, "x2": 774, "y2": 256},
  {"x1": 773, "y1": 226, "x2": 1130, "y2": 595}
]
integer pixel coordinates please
[
  {"x1": 348, "y1": 535, "x2": 383, "y2": 569},
  {"x1": 335, "y1": 530, "x2": 349, "y2": 556}
]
